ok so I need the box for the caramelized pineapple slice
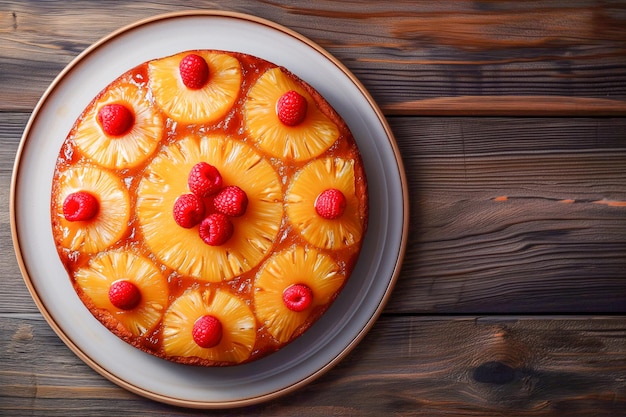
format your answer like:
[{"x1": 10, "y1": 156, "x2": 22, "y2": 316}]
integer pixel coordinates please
[
  {"x1": 72, "y1": 79, "x2": 163, "y2": 169},
  {"x1": 148, "y1": 51, "x2": 242, "y2": 124},
  {"x1": 254, "y1": 245, "x2": 345, "y2": 343},
  {"x1": 162, "y1": 289, "x2": 256, "y2": 363},
  {"x1": 52, "y1": 164, "x2": 130, "y2": 254},
  {"x1": 136, "y1": 134, "x2": 283, "y2": 281},
  {"x1": 244, "y1": 67, "x2": 339, "y2": 161},
  {"x1": 74, "y1": 250, "x2": 168, "y2": 336},
  {"x1": 286, "y1": 158, "x2": 363, "y2": 250}
]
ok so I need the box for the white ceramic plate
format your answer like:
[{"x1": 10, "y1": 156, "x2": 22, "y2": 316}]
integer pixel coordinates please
[{"x1": 11, "y1": 11, "x2": 408, "y2": 408}]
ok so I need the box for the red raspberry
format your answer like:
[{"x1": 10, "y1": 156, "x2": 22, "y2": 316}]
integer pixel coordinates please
[
  {"x1": 314, "y1": 188, "x2": 347, "y2": 219},
  {"x1": 199, "y1": 213, "x2": 233, "y2": 246},
  {"x1": 188, "y1": 162, "x2": 223, "y2": 198},
  {"x1": 173, "y1": 193, "x2": 205, "y2": 228},
  {"x1": 213, "y1": 185, "x2": 248, "y2": 217},
  {"x1": 276, "y1": 90, "x2": 308, "y2": 126},
  {"x1": 192, "y1": 315, "x2": 223, "y2": 348},
  {"x1": 179, "y1": 53, "x2": 210, "y2": 90},
  {"x1": 108, "y1": 280, "x2": 141, "y2": 310},
  {"x1": 63, "y1": 191, "x2": 100, "y2": 222},
  {"x1": 282, "y1": 284, "x2": 314, "y2": 312},
  {"x1": 97, "y1": 103, "x2": 135, "y2": 136}
]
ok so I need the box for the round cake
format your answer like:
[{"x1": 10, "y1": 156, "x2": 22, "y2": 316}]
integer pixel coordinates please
[{"x1": 50, "y1": 50, "x2": 368, "y2": 366}]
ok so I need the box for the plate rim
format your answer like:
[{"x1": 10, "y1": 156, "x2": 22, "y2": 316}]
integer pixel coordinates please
[{"x1": 10, "y1": 9, "x2": 409, "y2": 409}]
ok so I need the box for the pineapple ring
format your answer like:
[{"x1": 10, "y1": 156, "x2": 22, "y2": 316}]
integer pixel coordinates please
[
  {"x1": 148, "y1": 51, "x2": 242, "y2": 124},
  {"x1": 162, "y1": 289, "x2": 256, "y2": 363},
  {"x1": 74, "y1": 250, "x2": 168, "y2": 337},
  {"x1": 73, "y1": 80, "x2": 163, "y2": 169},
  {"x1": 286, "y1": 158, "x2": 364, "y2": 249},
  {"x1": 52, "y1": 164, "x2": 130, "y2": 254},
  {"x1": 136, "y1": 134, "x2": 283, "y2": 282},
  {"x1": 244, "y1": 67, "x2": 339, "y2": 161},
  {"x1": 254, "y1": 246, "x2": 345, "y2": 344}
]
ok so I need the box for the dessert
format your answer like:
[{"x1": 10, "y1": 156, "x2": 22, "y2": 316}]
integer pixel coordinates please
[{"x1": 50, "y1": 50, "x2": 368, "y2": 366}]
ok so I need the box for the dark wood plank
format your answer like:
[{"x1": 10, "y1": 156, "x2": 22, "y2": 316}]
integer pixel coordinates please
[
  {"x1": 0, "y1": 111, "x2": 26, "y2": 172},
  {"x1": 1, "y1": 314, "x2": 624, "y2": 416},
  {"x1": 3, "y1": 113, "x2": 625, "y2": 315},
  {"x1": 1, "y1": 1, "x2": 625, "y2": 114},
  {"x1": 0, "y1": 112, "x2": 30, "y2": 315},
  {"x1": 388, "y1": 117, "x2": 626, "y2": 314}
]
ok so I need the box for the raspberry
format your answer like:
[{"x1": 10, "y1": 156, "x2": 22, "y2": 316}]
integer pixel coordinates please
[
  {"x1": 173, "y1": 193, "x2": 205, "y2": 228},
  {"x1": 213, "y1": 185, "x2": 248, "y2": 217},
  {"x1": 108, "y1": 280, "x2": 141, "y2": 310},
  {"x1": 282, "y1": 284, "x2": 313, "y2": 312},
  {"x1": 63, "y1": 191, "x2": 100, "y2": 222},
  {"x1": 314, "y1": 188, "x2": 347, "y2": 219},
  {"x1": 179, "y1": 53, "x2": 210, "y2": 90},
  {"x1": 192, "y1": 315, "x2": 223, "y2": 348},
  {"x1": 97, "y1": 103, "x2": 135, "y2": 136},
  {"x1": 276, "y1": 90, "x2": 308, "y2": 126},
  {"x1": 199, "y1": 213, "x2": 233, "y2": 246},
  {"x1": 188, "y1": 162, "x2": 223, "y2": 198}
]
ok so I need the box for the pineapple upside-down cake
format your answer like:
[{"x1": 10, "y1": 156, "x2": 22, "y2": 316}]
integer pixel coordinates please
[{"x1": 50, "y1": 50, "x2": 368, "y2": 366}]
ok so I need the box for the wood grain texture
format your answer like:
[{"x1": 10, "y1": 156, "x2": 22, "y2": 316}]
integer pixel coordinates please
[
  {"x1": 2, "y1": 1, "x2": 626, "y2": 415},
  {"x1": 3, "y1": 111, "x2": 626, "y2": 314},
  {"x1": 3, "y1": 114, "x2": 625, "y2": 315},
  {"x1": 1, "y1": 314, "x2": 624, "y2": 416},
  {"x1": 388, "y1": 116, "x2": 626, "y2": 314},
  {"x1": 1, "y1": 1, "x2": 625, "y2": 114}
]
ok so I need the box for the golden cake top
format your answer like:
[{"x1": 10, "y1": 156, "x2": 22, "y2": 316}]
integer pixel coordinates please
[{"x1": 51, "y1": 50, "x2": 368, "y2": 366}]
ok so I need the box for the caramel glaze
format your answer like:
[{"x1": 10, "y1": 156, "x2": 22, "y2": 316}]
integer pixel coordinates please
[{"x1": 51, "y1": 50, "x2": 368, "y2": 366}]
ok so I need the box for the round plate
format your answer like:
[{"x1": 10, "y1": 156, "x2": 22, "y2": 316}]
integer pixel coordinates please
[{"x1": 10, "y1": 10, "x2": 408, "y2": 408}]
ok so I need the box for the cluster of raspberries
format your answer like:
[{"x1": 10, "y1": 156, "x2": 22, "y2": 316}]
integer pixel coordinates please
[{"x1": 173, "y1": 162, "x2": 248, "y2": 246}]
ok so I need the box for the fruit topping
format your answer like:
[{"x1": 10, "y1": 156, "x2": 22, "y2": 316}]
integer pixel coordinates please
[
  {"x1": 286, "y1": 158, "x2": 363, "y2": 250},
  {"x1": 199, "y1": 213, "x2": 234, "y2": 246},
  {"x1": 137, "y1": 135, "x2": 283, "y2": 282},
  {"x1": 282, "y1": 284, "x2": 313, "y2": 312},
  {"x1": 62, "y1": 191, "x2": 100, "y2": 222},
  {"x1": 108, "y1": 280, "x2": 141, "y2": 310},
  {"x1": 245, "y1": 68, "x2": 338, "y2": 160},
  {"x1": 213, "y1": 185, "x2": 248, "y2": 217},
  {"x1": 75, "y1": 251, "x2": 167, "y2": 336},
  {"x1": 314, "y1": 188, "x2": 347, "y2": 219},
  {"x1": 97, "y1": 103, "x2": 135, "y2": 136},
  {"x1": 192, "y1": 315, "x2": 223, "y2": 348},
  {"x1": 55, "y1": 165, "x2": 131, "y2": 253},
  {"x1": 74, "y1": 82, "x2": 162, "y2": 170},
  {"x1": 276, "y1": 90, "x2": 308, "y2": 126},
  {"x1": 179, "y1": 53, "x2": 210, "y2": 90},
  {"x1": 162, "y1": 289, "x2": 256, "y2": 362},
  {"x1": 149, "y1": 52, "x2": 242, "y2": 124},
  {"x1": 188, "y1": 162, "x2": 223, "y2": 198},
  {"x1": 254, "y1": 246, "x2": 345, "y2": 343},
  {"x1": 173, "y1": 193, "x2": 205, "y2": 228}
]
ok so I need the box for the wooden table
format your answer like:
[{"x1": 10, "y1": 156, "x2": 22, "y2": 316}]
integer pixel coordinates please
[{"x1": 2, "y1": 1, "x2": 625, "y2": 415}]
